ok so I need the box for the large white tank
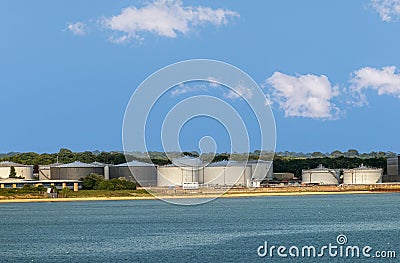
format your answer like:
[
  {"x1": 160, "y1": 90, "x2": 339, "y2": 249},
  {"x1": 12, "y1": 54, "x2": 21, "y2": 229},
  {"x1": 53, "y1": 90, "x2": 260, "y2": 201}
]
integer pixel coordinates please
[
  {"x1": 157, "y1": 166, "x2": 202, "y2": 187},
  {"x1": 157, "y1": 157, "x2": 204, "y2": 187},
  {"x1": 0, "y1": 161, "x2": 34, "y2": 180},
  {"x1": 343, "y1": 164, "x2": 382, "y2": 184},
  {"x1": 248, "y1": 160, "x2": 273, "y2": 181},
  {"x1": 204, "y1": 161, "x2": 252, "y2": 187},
  {"x1": 302, "y1": 164, "x2": 338, "y2": 185}
]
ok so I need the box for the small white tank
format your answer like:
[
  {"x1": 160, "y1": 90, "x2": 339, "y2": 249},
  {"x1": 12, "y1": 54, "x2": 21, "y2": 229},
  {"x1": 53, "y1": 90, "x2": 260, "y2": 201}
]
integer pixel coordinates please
[{"x1": 302, "y1": 164, "x2": 339, "y2": 185}]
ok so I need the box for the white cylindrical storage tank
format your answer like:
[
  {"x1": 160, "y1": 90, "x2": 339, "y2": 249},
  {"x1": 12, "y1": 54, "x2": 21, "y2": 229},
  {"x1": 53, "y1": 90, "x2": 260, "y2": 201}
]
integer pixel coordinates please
[
  {"x1": 203, "y1": 166, "x2": 226, "y2": 186},
  {"x1": 204, "y1": 161, "x2": 252, "y2": 187},
  {"x1": 0, "y1": 161, "x2": 34, "y2": 180},
  {"x1": 302, "y1": 164, "x2": 338, "y2": 185},
  {"x1": 157, "y1": 166, "x2": 202, "y2": 187},
  {"x1": 343, "y1": 164, "x2": 382, "y2": 184},
  {"x1": 224, "y1": 166, "x2": 251, "y2": 186},
  {"x1": 157, "y1": 157, "x2": 203, "y2": 187},
  {"x1": 248, "y1": 160, "x2": 273, "y2": 181},
  {"x1": 182, "y1": 167, "x2": 200, "y2": 184},
  {"x1": 157, "y1": 166, "x2": 183, "y2": 187}
]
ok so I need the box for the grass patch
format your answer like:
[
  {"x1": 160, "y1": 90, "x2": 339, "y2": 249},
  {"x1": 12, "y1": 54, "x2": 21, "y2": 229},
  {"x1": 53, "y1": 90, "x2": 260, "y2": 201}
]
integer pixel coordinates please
[
  {"x1": 0, "y1": 188, "x2": 151, "y2": 199},
  {"x1": 66, "y1": 189, "x2": 151, "y2": 198}
]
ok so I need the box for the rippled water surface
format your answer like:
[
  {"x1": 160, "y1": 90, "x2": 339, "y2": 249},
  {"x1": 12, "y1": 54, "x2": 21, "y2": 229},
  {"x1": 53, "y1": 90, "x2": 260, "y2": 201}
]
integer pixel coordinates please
[{"x1": 0, "y1": 193, "x2": 399, "y2": 262}]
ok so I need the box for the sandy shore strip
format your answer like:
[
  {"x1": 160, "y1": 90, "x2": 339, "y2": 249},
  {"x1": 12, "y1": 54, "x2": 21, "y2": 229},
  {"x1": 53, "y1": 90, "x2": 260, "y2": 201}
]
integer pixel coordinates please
[{"x1": 0, "y1": 190, "x2": 397, "y2": 203}]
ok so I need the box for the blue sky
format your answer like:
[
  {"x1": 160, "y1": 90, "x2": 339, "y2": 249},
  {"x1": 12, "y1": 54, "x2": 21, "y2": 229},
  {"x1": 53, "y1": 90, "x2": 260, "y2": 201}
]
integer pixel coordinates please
[{"x1": 1, "y1": 0, "x2": 400, "y2": 154}]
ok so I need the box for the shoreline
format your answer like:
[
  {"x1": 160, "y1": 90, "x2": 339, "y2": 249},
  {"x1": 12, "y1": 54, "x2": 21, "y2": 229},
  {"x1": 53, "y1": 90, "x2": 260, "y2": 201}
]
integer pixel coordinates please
[{"x1": 0, "y1": 190, "x2": 398, "y2": 203}]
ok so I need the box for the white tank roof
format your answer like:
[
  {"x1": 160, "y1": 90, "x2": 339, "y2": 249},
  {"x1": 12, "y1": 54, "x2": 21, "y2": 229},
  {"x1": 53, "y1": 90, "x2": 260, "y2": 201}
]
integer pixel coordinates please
[
  {"x1": 56, "y1": 161, "x2": 97, "y2": 168},
  {"x1": 208, "y1": 160, "x2": 249, "y2": 167},
  {"x1": 90, "y1": 162, "x2": 106, "y2": 167},
  {"x1": 172, "y1": 157, "x2": 203, "y2": 167},
  {"x1": 116, "y1": 160, "x2": 155, "y2": 167},
  {"x1": 345, "y1": 164, "x2": 382, "y2": 171},
  {"x1": 355, "y1": 164, "x2": 380, "y2": 170},
  {"x1": 0, "y1": 161, "x2": 32, "y2": 167},
  {"x1": 304, "y1": 164, "x2": 331, "y2": 171},
  {"x1": 39, "y1": 163, "x2": 63, "y2": 168}
]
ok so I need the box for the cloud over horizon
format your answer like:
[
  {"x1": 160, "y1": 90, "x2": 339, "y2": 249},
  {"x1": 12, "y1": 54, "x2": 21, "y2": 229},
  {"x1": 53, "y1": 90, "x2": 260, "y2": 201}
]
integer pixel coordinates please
[
  {"x1": 349, "y1": 66, "x2": 400, "y2": 105},
  {"x1": 266, "y1": 72, "x2": 340, "y2": 120},
  {"x1": 263, "y1": 66, "x2": 400, "y2": 120}
]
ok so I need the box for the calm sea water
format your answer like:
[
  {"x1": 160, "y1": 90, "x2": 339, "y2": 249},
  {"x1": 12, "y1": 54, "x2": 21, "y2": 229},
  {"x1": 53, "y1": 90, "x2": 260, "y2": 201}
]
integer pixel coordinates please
[{"x1": 0, "y1": 193, "x2": 399, "y2": 262}]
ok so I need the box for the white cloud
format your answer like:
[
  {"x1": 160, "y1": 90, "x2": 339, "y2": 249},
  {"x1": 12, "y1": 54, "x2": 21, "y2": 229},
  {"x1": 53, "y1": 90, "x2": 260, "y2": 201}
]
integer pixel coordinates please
[
  {"x1": 67, "y1": 22, "x2": 87, "y2": 36},
  {"x1": 102, "y1": 0, "x2": 239, "y2": 43},
  {"x1": 349, "y1": 66, "x2": 400, "y2": 105},
  {"x1": 207, "y1": 77, "x2": 220, "y2": 88},
  {"x1": 371, "y1": 0, "x2": 400, "y2": 22},
  {"x1": 223, "y1": 83, "x2": 253, "y2": 100},
  {"x1": 266, "y1": 72, "x2": 340, "y2": 119},
  {"x1": 170, "y1": 81, "x2": 254, "y2": 102},
  {"x1": 171, "y1": 83, "x2": 210, "y2": 97}
]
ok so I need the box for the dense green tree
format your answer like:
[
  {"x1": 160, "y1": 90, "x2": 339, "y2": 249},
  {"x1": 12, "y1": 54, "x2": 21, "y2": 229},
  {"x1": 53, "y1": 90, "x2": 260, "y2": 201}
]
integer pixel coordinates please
[
  {"x1": 58, "y1": 148, "x2": 75, "y2": 163},
  {"x1": 109, "y1": 178, "x2": 132, "y2": 190},
  {"x1": 183, "y1": 151, "x2": 199, "y2": 157},
  {"x1": 331, "y1": 150, "x2": 344, "y2": 158},
  {"x1": 97, "y1": 180, "x2": 115, "y2": 190},
  {"x1": 345, "y1": 149, "x2": 359, "y2": 157},
  {"x1": 82, "y1": 173, "x2": 104, "y2": 190},
  {"x1": 75, "y1": 151, "x2": 96, "y2": 163},
  {"x1": 311, "y1": 152, "x2": 326, "y2": 158},
  {"x1": 96, "y1": 152, "x2": 126, "y2": 165},
  {"x1": 150, "y1": 159, "x2": 171, "y2": 165}
]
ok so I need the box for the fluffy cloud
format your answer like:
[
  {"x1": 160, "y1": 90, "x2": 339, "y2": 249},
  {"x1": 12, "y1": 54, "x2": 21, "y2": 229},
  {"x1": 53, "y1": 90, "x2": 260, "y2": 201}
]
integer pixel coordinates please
[
  {"x1": 266, "y1": 72, "x2": 340, "y2": 119},
  {"x1": 349, "y1": 66, "x2": 400, "y2": 105},
  {"x1": 102, "y1": 0, "x2": 239, "y2": 43},
  {"x1": 371, "y1": 0, "x2": 400, "y2": 22},
  {"x1": 67, "y1": 22, "x2": 87, "y2": 36}
]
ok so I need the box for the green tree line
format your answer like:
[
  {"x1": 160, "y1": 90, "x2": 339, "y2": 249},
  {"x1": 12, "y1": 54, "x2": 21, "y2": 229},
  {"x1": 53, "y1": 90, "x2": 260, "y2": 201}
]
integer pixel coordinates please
[{"x1": 0, "y1": 149, "x2": 127, "y2": 166}]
